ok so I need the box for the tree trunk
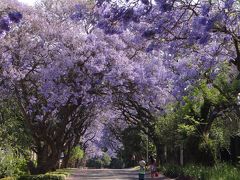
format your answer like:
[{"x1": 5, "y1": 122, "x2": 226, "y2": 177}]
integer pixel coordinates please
[
  {"x1": 35, "y1": 156, "x2": 59, "y2": 174},
  {"x1": 75, "y1": 159, "x2": 80, "y2": 168},
  {"x1": 187, "y1": 99, "x2": 217, "y2": 166},
  {"x1": 30, "y1": 144, "x2": 61, "y2": 174},
  {"x1": 61, "y1": 143, "x2": 72, "y2": 168},
  {"x1": 61, "y1": 152, "x2": 70, "y2": 168},
  {"x1": 153, "y1": 140, "x2": 163, "y2": 166},
  {"x1": 195, "y1": 117, "x2": 216, "y2": 166},
  {"x1": 185, "y1": 134, "x2": 216, "y2": 166}
]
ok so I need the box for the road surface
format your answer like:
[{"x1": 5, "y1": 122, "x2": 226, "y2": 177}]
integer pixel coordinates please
[{"x1": 67, "y1": 168, "x2": 173, "y2": 180}]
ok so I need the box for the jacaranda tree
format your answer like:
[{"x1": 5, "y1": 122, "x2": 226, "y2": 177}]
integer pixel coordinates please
[
  {"x1": 0, "y1": 0, "x2": 143, "y2": 173},
  {"x1": 2, "y1": 0, "x2": 240, "y2": 173}
]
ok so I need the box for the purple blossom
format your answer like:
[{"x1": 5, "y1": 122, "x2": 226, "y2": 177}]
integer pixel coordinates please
[
  {"x1": 97, "y1": 20, "x2": 109, "y2": 29},
  {"x1": 199, "y1": 33, "x2": 211, "y2": 45},
  {"x1": 122, "y1": 8, "x2": 134, "y2": 22},
  {"x1": 96, "y1": 0, "x2": 106, "y2": 7},
  {"x1": 225, "y1": 0, "x2": 235, "y2": 9},
  {"x1": 146, "y1": 43, "x2": 155, "y2": 52},
  {"x1": 70, "y1": 12, "x2": 83, "y2": 21},
  {"x1": 160, "y1": 3, "x2": 172, "y2": 12},
  {"x1": 141, "y1": 0, "x2": 149, "y2": 5},
  {"x1": 198, "y1": 17, "x2": 208, "y2": 26},
  {"x1": 205, "y1": 19, "x2": 215, "y2": 31},
  {"x1": 75, "y1": 4, "x2": 82, "y2": 10},
  {"x1": 8, "y1": 12, "x2": 23, "y2": 23},
  {"x1": 103, "y1": 13, "x2": 111, "y2": 18},
  {"x1": 0, "y1": 18, "x2": 10, "y2": 31},
  {"x1": 142, "y1": 30, "x2": 155, "y2": 38},
  {"x1": 201, "y1": 4, "x2": 211, "y2": 15}
]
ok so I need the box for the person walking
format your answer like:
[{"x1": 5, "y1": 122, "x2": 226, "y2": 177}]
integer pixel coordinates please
[
  {"x1": 139, "y1": 157, "x2": 146, "y2": 180},
  {"x1": 149, "y1": 155, "x2": 157, "y2": 178}
]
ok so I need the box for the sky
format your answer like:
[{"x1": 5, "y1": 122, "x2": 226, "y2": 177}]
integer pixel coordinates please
[{"x1": 18, "y1": 0, "x2": 37, "y2": 6}]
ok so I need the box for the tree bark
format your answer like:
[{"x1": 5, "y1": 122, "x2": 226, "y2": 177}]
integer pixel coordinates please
[
  {"x1": 29, "y1": 144, "x2": 61, "y2": 174},
  {"x1": 61, "y1": 150, "x2": 71, "y2": 168},
  {"x1": 152, "y1": 138, "x2": 163, "y2": 166}
]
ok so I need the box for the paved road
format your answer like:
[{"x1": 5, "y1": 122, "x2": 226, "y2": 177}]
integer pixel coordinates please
[{"x1": 67, "y1": 168, "x2": 173, "y2": 180}]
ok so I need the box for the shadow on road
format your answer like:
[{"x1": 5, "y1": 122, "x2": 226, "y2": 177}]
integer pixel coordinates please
[{"x1": 67, "y1": 168, "x2": 173, "y2": 180}]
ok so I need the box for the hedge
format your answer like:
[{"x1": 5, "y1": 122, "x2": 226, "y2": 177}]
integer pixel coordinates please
[
  {"x1": 46, "y1": 172, "x2": 69, "y2": 177},
  {"x1": 0, "y1": 177, "x2": 16, "y2": 180},
  {"x1": 17, "y1": 174, "x2": 66, "y2": 180},
  {"x1": 0, "y1": 168, "x2": 72, "y2": 180}
]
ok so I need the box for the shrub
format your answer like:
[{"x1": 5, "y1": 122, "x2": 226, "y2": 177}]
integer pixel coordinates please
[
  {"x1": 86, "y1": 158, "x2": 102, "y2": 169},
  {"x1": 101, "y1": 153, "x2": 111, "y2": 168},
  {"x1": 0, "y1": 149, "x2": 27, "y2": 178},
  {"x1": 69, "y1": 147, "x2": 84, "y2": 162},
  {"x1": 46, "y1": 172, "x2": 69, "y2": 177},
  {"x1": 67, "y1": 147, "x2": 84, "y2": 167},
  {"x1": 17, "y1": 174, "x2": 66, "y2": 180},
  {"x1": 0, "y1": 177, "x2": 16, "y2": 180},
  {"x1": 161, "y1": 163, "x2": 240, "y2": 180},
  {"x1": 109, "y1": 158, "x2": 124, "y2": 169},
  {"x1": 161, "y1": 164, "x2": 183, "y2": 178}
]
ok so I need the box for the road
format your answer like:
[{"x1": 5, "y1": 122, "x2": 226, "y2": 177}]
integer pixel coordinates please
[{"x1": 67, "y1": 168, "x2": 173, "y2": 180}]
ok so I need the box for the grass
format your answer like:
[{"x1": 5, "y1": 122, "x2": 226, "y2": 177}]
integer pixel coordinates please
[
  {"x1": 0, "y1": 168, "x2": 75, "y2": 180},
  {"x1": 160, "y1": 163, "x2": 240, "y2": 180},
  {"x1": 46, "y1": 168, "x2": 74, "y2": 177},
  {"x1": 131, "y1": 166, "x2": 140, "y2": 170},
  {"x1": 131, "y1": 165, "x2": 152, "y2": 172}
]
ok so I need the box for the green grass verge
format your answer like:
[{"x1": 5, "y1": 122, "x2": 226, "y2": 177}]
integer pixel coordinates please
[
  {"x1": 17, "y1": 174, "x2": 65, "y2": 180},
  {"x1": 1, "y1": 168, "x2": 76, "y2": 180},
  {"x1": 0, "y1": 177, "x2": 16, "y2": 180},
  {"x1": 46, "y1": 171, "x2": 69, "y2": 177},
  {"x1": 159, "y1": 163, "x2": 240, "y2": 180},
  {"x1": 132, "y1": 166, "x2": 140, "y2": 170}
]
